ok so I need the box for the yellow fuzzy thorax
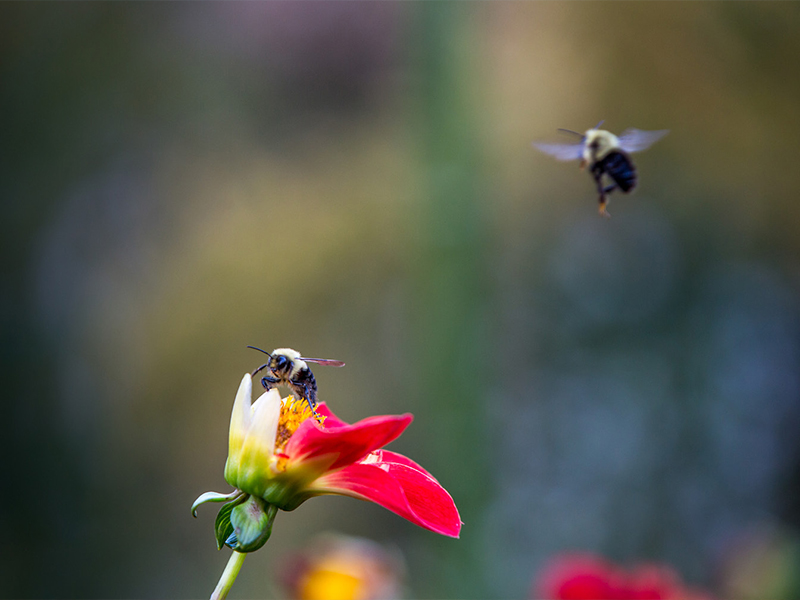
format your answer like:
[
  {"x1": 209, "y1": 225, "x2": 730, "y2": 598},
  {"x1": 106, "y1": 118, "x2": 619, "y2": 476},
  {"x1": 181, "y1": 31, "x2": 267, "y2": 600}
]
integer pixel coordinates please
[{"x1": 583, "y1": 128, "x2": 620, "y2": 163}]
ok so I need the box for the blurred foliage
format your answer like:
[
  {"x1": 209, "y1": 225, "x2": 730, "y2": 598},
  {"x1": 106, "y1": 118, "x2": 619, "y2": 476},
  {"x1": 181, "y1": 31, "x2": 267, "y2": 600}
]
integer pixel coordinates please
[{"x1": 2, "y1": 2, "x2": 800, "y2": 599}]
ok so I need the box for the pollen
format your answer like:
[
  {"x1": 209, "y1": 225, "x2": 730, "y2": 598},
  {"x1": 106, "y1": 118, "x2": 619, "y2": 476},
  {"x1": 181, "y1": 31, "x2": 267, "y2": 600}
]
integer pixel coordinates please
[{"x1": 274, "y1": 397, "x2": 325, "y2": 453}]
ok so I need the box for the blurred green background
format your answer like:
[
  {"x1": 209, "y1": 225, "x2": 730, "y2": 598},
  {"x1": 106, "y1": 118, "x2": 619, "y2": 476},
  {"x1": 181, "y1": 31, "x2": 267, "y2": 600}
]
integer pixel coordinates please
[{"x1": 3, "y1": 2, "x2": 800, "y2": 598}]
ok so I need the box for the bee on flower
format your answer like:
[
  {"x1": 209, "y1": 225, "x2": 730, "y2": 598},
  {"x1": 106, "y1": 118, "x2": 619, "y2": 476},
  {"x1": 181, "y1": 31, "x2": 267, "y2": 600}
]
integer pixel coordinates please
[
  {"x1": 193, "y1": 373, "x2": 461, "y2": 599},
  {"x1": 247, "y1": 346, "x2": 345, "y2": 422}
]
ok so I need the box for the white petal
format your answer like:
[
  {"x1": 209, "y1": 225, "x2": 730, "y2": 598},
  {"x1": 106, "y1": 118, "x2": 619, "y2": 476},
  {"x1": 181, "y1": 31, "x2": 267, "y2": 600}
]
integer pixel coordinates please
[
  {"x1": 242, "y1": 388, "x2": 282, "y2": 461},
  {"x1": 229, "y1": 374, "x2": 254, "y2": 440}
]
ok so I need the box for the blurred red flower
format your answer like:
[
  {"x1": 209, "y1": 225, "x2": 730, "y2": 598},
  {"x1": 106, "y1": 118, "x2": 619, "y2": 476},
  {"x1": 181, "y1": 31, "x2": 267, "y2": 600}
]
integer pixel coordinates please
[{"x1": 534, "y1": 552, "x2": 714, "y2": 600}]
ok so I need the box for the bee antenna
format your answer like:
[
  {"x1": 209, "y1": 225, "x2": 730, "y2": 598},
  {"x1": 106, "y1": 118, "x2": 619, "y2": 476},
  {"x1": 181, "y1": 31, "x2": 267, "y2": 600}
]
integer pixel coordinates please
[
  {"x1": 557, "y1": 128, "x2": 583, "y2": 138},
  {"x1": 246, "y1": 345, "x2": 272, "y2": 357},
  {"x1": 594, "y1": 120, "x2": 605, "y2": 129}
]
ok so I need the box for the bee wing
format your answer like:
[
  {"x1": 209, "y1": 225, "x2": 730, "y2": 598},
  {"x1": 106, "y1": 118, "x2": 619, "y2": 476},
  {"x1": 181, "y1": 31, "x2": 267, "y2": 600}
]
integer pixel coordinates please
[
  {"x1": 301, "y1": 357, "x2": 346, "y2": 367},
  {"x1": 531, "y1": 141, "x2": 584, "y2": 162},
  {"x1": 617, "y1": 129, "x2": 669, "y2": 153}
]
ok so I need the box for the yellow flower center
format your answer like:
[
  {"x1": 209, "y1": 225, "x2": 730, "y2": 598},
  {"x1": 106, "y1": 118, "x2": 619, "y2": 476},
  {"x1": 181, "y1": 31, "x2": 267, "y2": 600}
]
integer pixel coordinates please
[{"x1": 273, "y1": 397, "x2": 325, "y2": 472}]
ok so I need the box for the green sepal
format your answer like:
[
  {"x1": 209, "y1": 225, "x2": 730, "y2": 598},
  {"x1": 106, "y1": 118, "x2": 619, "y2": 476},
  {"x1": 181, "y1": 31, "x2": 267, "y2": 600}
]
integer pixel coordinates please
[
  {"x1": 214, "y1": 495, "x2": 246, "y2": 550},
  {"x1": 226, "y1": 496, "x2": 278, "y2": 553},
  {"x1": 191, "y1": 489, "x2": 243, "y2": 517}
]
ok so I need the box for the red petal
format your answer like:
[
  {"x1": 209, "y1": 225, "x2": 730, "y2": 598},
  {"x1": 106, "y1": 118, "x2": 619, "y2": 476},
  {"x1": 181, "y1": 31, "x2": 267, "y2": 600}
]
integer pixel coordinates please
[
  {"x1": 369, "y1": 449, "x2": 440, "y2": 481},
  {"x1": 314, "y1": 402, "x2": 349, "y2": 429},
  {"x1": 312, "y1": 459, "x2": 462, "y2": 538},
  {"x1": 286, "y1": 411, "x2": 413, "y2": 472}
]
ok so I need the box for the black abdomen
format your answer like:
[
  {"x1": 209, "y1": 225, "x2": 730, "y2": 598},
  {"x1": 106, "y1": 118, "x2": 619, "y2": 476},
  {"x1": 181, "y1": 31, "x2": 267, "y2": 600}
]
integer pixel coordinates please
[
  {"x1": 292, "y1": 367, "x2": 318, "y2": 405},
  {"x1": 600, "y1": 151, "x2": 637, "y2": 193}
]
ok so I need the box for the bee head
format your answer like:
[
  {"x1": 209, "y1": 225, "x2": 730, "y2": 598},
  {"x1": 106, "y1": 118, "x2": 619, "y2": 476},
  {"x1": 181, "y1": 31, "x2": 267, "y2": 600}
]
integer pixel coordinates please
[
  {"x1": 267, "y1": 348, "x2": 302, "y2": 376},
  {"x1": 270, "y1": 353, "x2": 292, "y2": 375}
]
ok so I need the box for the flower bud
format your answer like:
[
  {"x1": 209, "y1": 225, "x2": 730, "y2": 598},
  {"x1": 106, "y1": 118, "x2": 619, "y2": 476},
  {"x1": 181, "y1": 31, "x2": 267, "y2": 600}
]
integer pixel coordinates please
[{"x1": 226, "y1": 495, "x2": 278, "y2": 553}]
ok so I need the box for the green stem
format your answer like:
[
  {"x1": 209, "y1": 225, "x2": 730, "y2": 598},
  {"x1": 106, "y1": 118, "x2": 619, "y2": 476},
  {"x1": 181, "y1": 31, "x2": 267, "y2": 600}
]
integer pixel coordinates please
[{"x1": 210, "y1": 550, "x2": 246, "y2": 600}]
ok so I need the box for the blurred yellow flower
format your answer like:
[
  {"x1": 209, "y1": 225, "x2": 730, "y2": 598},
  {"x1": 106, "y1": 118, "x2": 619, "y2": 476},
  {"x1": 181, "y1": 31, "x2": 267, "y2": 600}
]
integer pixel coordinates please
[{"x1": 281, "y1": 534, "x2": 405, "y2": 600}]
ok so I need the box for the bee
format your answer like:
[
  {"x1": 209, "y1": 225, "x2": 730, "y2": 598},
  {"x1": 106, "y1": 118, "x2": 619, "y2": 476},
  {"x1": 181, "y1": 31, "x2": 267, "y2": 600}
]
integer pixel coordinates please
[
  {"x1": 247, "y1": 346, "x2": 345, "y2": 418},
  {"x1": 533, "y1": 121, "x2": 668, "y2": 216}
]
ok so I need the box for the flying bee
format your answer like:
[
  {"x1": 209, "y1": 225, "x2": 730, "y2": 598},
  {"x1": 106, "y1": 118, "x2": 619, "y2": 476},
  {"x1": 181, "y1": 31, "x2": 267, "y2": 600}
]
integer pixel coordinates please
[
  {"x1": 533, "y1": 121, "x2": 668, "y2": 216},
  {"x1": 247, "y1": 346, "x2": 345, "y2": 418}
]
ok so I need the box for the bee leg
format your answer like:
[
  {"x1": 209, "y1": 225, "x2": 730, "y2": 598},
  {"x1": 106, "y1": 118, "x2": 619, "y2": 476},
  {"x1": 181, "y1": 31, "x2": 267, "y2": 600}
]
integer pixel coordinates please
[
  {"x1": 260, "y1": 375, "x2": 279, "y2": 390},
  {"x1": 291, "y1": 380, "x2": 322, "y2": 422},
  {"x1": 599, "y1": 184, "x2": 618, "y2": 217},
  {"x1": 598, "y1": 197, "x2": 611, "y2": 218},
  {"x1": 305, "y1": 400, "x2": 323, "y2": 423},
  {"x1": 591, "y1": 166, "x2": 605, "y2": 196},
  {"x1": 591, "y1": 170, "x2": 611, "y2": 218}
]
